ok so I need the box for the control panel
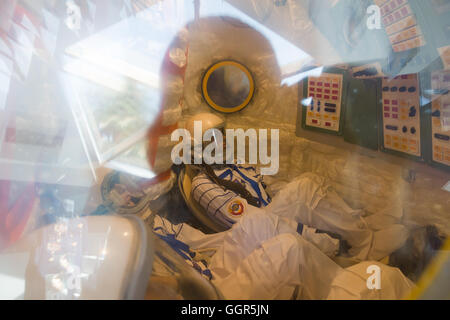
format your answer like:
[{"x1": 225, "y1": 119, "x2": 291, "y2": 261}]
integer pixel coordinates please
[
  {"x1": 304, "y1": 72, "x2": 344, "y2": 133},
  {"x1": 375, "y1": 0, "x2": 426, "y2": 53},
  {"x1": 375, "y1": 0, "x2": 449, "y2": 76},
  {"x1": 431, "y1": 70, "x2": 450, "y2": 167},
  {"x1": 382, "y1": 74, "x2": 422, "y2": 157}
]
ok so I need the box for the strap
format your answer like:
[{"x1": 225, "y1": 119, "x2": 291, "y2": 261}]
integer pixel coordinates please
[{"x1": 202, "y1": 164, "x2": 261, "y2": 208}]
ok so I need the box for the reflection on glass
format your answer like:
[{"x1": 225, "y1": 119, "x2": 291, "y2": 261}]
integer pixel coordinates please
[
  {"x1": 66, "y1": 69, "x2": 159, "y2": 163},
  {"x1": 100, "y1": 171, "x2": 151, "y2": 216}
]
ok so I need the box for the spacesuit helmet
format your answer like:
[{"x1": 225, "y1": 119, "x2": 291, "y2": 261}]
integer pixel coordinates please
[{"x1": 185, "y1": 113, "x2": 225, "y2": 139}]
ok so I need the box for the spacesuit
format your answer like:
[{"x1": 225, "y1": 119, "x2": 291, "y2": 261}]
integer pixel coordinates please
[
  {"x1": 153, "y1": 213, "x2": 415, "y2": 300},
  {"x1": 264, "y1": 172, "x2": 409, "y2": 261},
  {"x1": 192, "y1": 165, "x2": 342, "y2": 257},
  {"x1": 168, "y1": 113, "x2": 414, "y2": 299},
  {"x1": 187, "y1": 113, "x2": 410, "y2": 262}
]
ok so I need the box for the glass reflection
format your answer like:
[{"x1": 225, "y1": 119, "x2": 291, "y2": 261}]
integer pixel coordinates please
[{"x1": 0, "y1": 0, "x2": 448, "y2": 302}]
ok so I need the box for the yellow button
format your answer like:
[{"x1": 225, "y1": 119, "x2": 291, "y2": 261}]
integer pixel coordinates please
[
  {"x1": 385, "y1": 138, "x2": 391, "y2": 146},
  {"x1": 433, "y1": 119, "x2": 441, "y2": 127}
]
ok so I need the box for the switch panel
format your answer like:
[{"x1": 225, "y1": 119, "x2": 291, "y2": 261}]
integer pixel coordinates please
[
  {"x1": 305, "y1": 73, "x2": 344, "y2": 133},
  {"x1": 374, "y1": 0, "x2": 426, "y2": 53},
  {"x1": 382, "y1": 74, "x2": 422, "y2": 157},
  {"x1": 431, "y1": 70, "x2": 450, "y2": 167}
]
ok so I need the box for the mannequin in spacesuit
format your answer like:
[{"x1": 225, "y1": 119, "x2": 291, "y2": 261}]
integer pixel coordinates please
[{"x1": 185, "y1": 113, "x2": 409, "y2": 262}]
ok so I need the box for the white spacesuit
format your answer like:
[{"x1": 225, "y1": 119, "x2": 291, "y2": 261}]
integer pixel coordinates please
[
  {"x1": 186, "y1": 113, "x2": 409, "y2": 262},
  {"x1": 192, "y1": 165, "x2": 342, "y2": 257},
  {"x1": 265, "y1": 172, "x2": 409, "y2": 261},
  {"x1": 169, "y1": 113, "x2": 414, "y2": 299},
  {"x1": 153, "y1": 213, "x2": 415, "y2": 300}
]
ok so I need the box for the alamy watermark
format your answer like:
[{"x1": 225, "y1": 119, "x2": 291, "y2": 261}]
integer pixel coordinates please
[
  {"x1": 171, "y1": 121, "x2": 280, "y2": 176},
  {"x1": 65, "y1": 0, "x2": 82, "y2": 31},
  {"x1": 367, "y1": 265, "x2": 382, "y2": 290},
  {"x1": 367, "y1": 5, "x2": 382, "y2": 30}
]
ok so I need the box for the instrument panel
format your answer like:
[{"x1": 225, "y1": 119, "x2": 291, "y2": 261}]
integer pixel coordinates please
[
  {"x1": 304, "y1": 72, "x2": 344, "y2": 133},
  {"x1": 381, "y1": 74, "x2": 422, "y2": 157},
  {"x1": 431, "y1": 70, "x2": 450, "y2": 166}
]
